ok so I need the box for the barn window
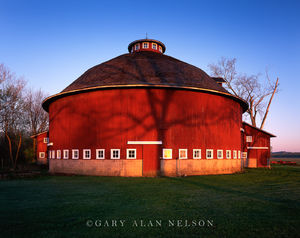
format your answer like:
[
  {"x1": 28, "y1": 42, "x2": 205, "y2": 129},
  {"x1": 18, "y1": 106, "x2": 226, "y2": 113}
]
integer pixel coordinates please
[
  {"x1": 52, "y1": 150, "x2": 55, "y2": 159},
  {"x1": 96, "y1": 149, "x2": 105, "y2": 159},
  {"x1": 43, "y1": 138, "x2": 48, "y2": 143},
  {"x1": 159, "y1": 46, "x2": 162, "y2": 52},
  {"x1": 72, "y1": 149, "x2": 79, "y2": 159},
  {"x1": 57, "y1": 150, "x2": 61, "y2": 159},
  {"x1": 63, "y1": 150, "x2": 69, "y2": 159},
  {"x1": 246, "y1": 136, "x2": 253, "y2": 142},
  {"x1": 163, "y1": 149, "x2": 172, "y2": 159},
  {"x1": 238, "y1": 150, "x2": 241, "y2": 159},
  {"x1": 135, "y1": 44, "x2": 139, "y2": 50},
  {"x1": 152, "y1": 43, "x2": 157, "y2": 50},
  {"x1": 83, "y1": 149, "x2": 91, "y2": 159},
  {"x1": 233, "y1": 150, "x2": 237, "y2": 159},
  {"x1": 242, "y1": 152, "x2": 247, "y2": 159},
  {"x1": 49, "y1": 151, "x2": 51, "y2": 159},
  {"x1": 217, "y1": 150, "x2": 223, "y2": 159},
  {"x1": 39, "y1": 152, "x2": 45, "y2": 159},
  {"x1": 193, "y1": 149, "x2": 201, "y2": 159},
  {"x1": 206, "y1": 149, "x2": 213, "y2": 159},
  {"x1": 226, "y1": 150, "x2": 231, "y2": 159},
  {"x1": 111, "y1": 149, "x2": 120, "y2": 159},
  {"x1": 179, "y1": 149, "x2": 187, "y2": 159},
  {"x1": 127, "y1": 149, "x2": 136, "y2": 159},
  {"x1": 142, "y1": 42, "x2": 149, "y2": 49}
]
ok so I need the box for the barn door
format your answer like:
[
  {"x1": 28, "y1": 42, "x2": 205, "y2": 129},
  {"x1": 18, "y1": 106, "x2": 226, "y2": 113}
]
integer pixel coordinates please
[
  {"x1": 260, "y1": 150, "x2": 268, "y2": 166},
  {"x1": 142, "y1": 145, "x2": 161, "y2": 177}
]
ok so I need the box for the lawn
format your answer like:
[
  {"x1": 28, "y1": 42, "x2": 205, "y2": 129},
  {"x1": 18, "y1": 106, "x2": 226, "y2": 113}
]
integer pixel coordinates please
[{"x1": 1, "y1": 166, "x2": 299, "y2": 238}]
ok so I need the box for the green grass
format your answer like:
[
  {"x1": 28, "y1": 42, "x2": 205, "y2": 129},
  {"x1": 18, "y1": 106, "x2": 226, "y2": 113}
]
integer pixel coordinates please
[{"x1": 1, "y1": 166, "x2": 300, "y2": 238}]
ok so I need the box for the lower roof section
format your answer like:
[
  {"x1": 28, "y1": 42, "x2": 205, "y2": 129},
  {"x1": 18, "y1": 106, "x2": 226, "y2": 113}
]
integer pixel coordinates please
[{"x1": 243, "y1": 122, "x2": 276, "y2": 137}]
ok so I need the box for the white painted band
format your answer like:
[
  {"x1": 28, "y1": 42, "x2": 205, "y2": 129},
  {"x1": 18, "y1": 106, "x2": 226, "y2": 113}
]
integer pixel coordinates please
[
  {"x1": 127, "y1": 141, "x2": 163, "y2": 145},
  {"x1": 247, "y1": 147, "x2": 269, "y2": 149}
]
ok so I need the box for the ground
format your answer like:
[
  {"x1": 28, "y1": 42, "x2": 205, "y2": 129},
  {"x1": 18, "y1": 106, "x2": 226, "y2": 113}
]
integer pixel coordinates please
[{"x1": 1, "y1": 166, "x2": 299, "y2": 238}]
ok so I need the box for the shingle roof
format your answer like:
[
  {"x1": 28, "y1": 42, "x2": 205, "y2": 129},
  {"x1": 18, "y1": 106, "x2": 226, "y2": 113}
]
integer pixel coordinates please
[
  {"x1": 42, "y1": 51, "x2": 248, "y2": 111},
  {"x1": 62, "y1": 51, "x2": 228, "y2": 93}
]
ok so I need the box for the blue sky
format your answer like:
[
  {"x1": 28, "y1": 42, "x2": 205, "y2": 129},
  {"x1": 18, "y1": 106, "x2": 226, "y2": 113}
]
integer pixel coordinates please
[{"x1": 0, "y1": 0, "x2": 299, "y2": 152}]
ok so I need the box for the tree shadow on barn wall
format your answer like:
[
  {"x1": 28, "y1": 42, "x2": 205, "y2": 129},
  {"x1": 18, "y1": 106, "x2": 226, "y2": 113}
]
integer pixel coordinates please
[{"x1": 49, "y1": 52, "x2": 242, "y2": 175}]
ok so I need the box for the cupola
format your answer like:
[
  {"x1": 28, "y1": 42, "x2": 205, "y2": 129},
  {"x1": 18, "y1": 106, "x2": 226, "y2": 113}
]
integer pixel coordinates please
[{"x1": 128, "y1": 39, "x2": 166, "y2": 54}]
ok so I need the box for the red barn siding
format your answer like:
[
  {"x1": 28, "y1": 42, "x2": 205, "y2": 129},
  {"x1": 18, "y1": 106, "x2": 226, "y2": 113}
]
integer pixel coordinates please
[
  {"x1": 34, "y1": 131, "x2": 48, "y2": 165},
  {"x1": 48, "y1": 88, "x2": 243, "y2": 176},
  {"x1": 243, "y1": 123, "x2": 274, "y2": 168}
]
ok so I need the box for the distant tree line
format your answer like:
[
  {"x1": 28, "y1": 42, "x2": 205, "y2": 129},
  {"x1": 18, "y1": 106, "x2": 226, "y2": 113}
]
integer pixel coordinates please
[
  {"x1": 0, "y1": 63, "x2": 48, "y2": 170},
  {"x1": 271, "y1": 152, "x2": 300, "y2": 158}
]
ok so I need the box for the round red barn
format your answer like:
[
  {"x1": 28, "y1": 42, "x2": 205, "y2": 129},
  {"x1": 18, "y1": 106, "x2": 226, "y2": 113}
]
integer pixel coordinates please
[{"x1": 42, "y1": 38, "x2": 249, "y2": 176}]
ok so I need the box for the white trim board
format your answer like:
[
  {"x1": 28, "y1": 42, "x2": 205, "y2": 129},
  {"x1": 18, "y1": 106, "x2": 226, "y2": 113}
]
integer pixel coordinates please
[
  {"x1": 247, "y1": 147, "x2": 269, "y2": 150},
  {"x1": 127, "y1": 141, "x2": 162, "y2": 145}
]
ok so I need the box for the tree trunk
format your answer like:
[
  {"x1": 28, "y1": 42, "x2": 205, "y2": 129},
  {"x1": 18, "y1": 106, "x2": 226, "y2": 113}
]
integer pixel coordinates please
[
  {"x1": 260, "y1": 78, "x2": 279, "y2": 129},
  {"x1": 5, "y1": 132, "x2": 14, "y2": 169},
  {"x1": 14, "y1": 134, "x2": 22, "y2": 170}
]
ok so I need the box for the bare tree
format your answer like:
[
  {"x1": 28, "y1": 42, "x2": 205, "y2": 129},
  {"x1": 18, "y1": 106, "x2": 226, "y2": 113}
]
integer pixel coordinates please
[
  {"x1": 208, "y1": 57, "x2": 279, "y2": 129},
  {"x1": 0, "y1": 64, "x2": 26, "y2": 169},
  {"x1": 24, "y1": 88, "x2": 49, "y2": 161},
  {"x1": 24, "y1": 88, "x2": 48, "y2": 135}
]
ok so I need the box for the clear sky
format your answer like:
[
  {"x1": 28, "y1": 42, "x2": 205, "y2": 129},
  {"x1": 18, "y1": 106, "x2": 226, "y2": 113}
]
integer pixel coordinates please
[{"x1": 0, "y1": 0, "x2": 299, "y2": 152}]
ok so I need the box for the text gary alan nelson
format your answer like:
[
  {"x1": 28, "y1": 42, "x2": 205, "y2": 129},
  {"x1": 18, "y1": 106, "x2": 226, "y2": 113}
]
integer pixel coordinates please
[{"x1": 86, "y1": 219, "x2": 214, "y2": 228}]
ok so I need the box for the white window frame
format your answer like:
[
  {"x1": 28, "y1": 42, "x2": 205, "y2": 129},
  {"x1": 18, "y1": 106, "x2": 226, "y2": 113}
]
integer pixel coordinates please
[
  {"x1": 57, "y1": 150, "x2": 61, "y2": 159},
  {"x1": 111, "y1": 149, "x2": 120, "y2": 159},
  {"x1": 206, "y1": 149, "x2": 213, "y2": 159},
  {"x1": 142, "y1": 42, "x2": 149, "y2": 49},
  {"x1": 96, "y1": 149, "x2": 105, "y2": 159},
  {"x1": 49, "y1": 151, "x2": 51, "y2": 159},
  {"x1": 217, "y1": 150, "x2": 223, "y2": 159},
  {"x1": 126, "y1": 149, "x2": 136, "y2": 159},
  {"x1": 226, "y1": 150, "x2": 231, "y2": 159},
  {"x1": 63, "y1": 149, "x2": 69, "y2": 159},
  {"x1": 72, "y1": 149, "x2": 79, "y2": 159},
  {"x1": 43, "y1": 137, "x2": 48, "y2": 143},
  {"x1": 159, "y1": 46, "x2": 162, "y2": 52},
  {"x1": 242, "y1": 152, "x2": 247, "y2": 159},
  {"x1": 152, "y1": 43, "x2": 157, "y2": 50},
  {"x1": 135, "y1": 44, "x2": 139, "y2": 50},
  {"x1": 52, "y1": 150, "x2": 55, "y2": 159},
  {"x1": 179, "y1": 149, "x2": 188, "y2": 159},
  {"x1": 193, "y1": 149, "x2": 201, "y2": 159},
  {"x1": 246, "y1": 136, "x2": 253, "y2": 143},
  {"x1": 238, "y1": 150, "x2": 241, "y2": 159},
  {"x1": 233, "y1": 150, "x2": 237, "y2": 159},
  {"x1": 163, "y1": 149, "x2": 172, "y2": 159},
  {"x1": 83, "y1": 149, "x2": 91, "y2": 159},
  {"x1": 39, "y1": 152, "x2": 45, "y2": 159}
]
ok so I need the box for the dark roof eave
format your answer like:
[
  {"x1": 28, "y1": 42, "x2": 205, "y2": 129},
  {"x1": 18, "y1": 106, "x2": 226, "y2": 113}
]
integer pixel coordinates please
[
  {"x1": 30, "y1": 131, "x2": 48, "y2": 138},
  {"x1": 42, "y1": 84, "x2": 248, "y2": 112}
]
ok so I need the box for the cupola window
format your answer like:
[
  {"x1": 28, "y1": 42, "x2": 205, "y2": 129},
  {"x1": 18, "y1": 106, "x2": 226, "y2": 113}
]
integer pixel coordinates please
[
  {"x1": 152, "y1": 43, "x2": 157, "y2": 50},
  {"x1": 142, "y1": 42, "x2": 149, "y2": 49}
]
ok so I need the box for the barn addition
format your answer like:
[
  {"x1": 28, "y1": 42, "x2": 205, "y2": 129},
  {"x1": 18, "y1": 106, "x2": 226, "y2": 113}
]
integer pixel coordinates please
[{"x1": 31, "y1": 131, "x2": 48, "y2": 165}]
